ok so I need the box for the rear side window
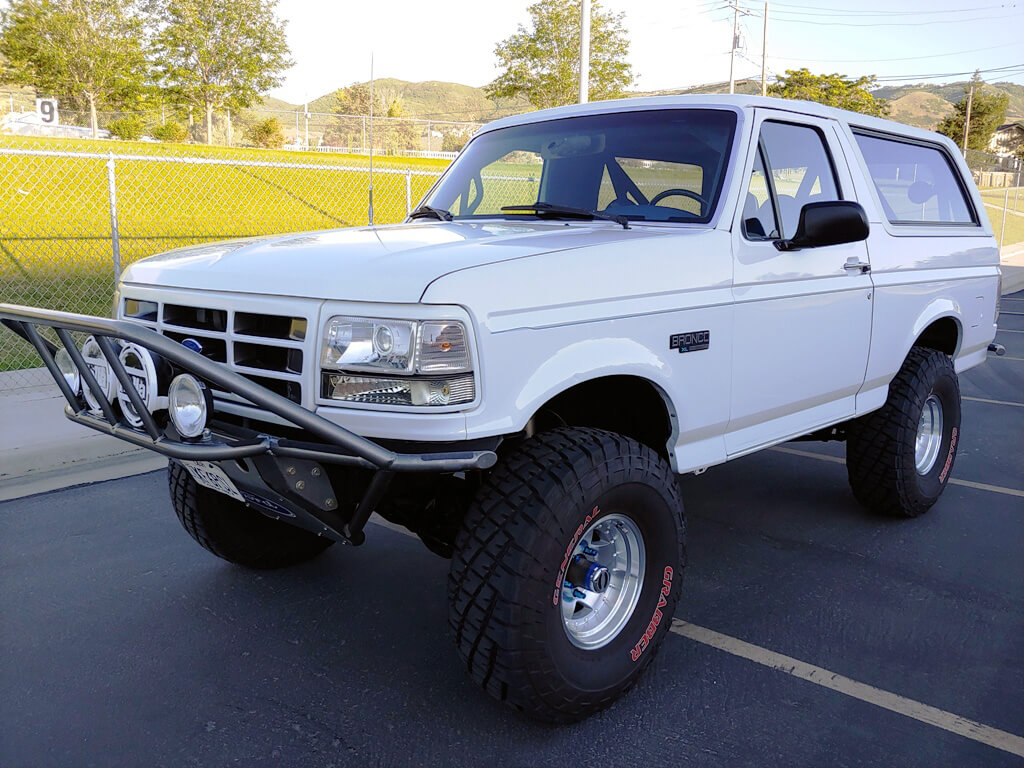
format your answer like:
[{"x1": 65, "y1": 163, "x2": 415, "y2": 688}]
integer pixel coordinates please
[{"x1": 853, "y1": 132, "x2": 975, "y2": 225}]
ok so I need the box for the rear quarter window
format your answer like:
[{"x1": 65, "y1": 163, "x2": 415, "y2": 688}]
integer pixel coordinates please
[{"x1": 853, "y1": 132, "x2": 976, "y2": 226}]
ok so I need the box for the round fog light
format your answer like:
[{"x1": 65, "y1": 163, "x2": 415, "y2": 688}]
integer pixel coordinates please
[
  {"x1": 55, "y1": 348, "x2": 80, "y2": 395},
  {"x1": 168, "y1": 374, "x2": 209, "y2": 438}
]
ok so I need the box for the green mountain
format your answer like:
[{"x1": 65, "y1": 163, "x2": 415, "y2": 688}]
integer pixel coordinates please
[
  {"x1": 264, "y1": 79, "x2": 528, "y2": 123},
  {"x1": 259, "y1": 77, "x2": 1024, "y2": 133}
]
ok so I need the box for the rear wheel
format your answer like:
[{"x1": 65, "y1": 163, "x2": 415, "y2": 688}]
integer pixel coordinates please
[
  {"x1": 168, "y1": 460, "x2": 334, "y2": 569},
  {"x1": 447, "y1": 428, "x2": 685, "y2": 722},
  {"x1": 847, "y1": 347, "x2": 961, "y2": 517}
]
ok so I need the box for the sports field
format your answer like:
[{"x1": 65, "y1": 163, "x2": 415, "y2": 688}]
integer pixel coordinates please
[{"x1": 0, "y1": 136, "x2": 449, "y2": 371}]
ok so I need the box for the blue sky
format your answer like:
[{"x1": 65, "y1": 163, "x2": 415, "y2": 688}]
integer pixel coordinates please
[{"x1": 270, "y1": 0, "x2": 1024, "y2": 104}]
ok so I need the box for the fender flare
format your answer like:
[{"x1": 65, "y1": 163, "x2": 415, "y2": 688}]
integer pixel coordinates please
[{"x1": 512, "y1": 337, "x2": 679, "y2": 438}]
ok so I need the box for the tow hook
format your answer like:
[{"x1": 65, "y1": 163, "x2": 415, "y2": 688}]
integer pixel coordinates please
[{"x1": 565, "y1": 554, "x2": 611, "y2": 593}]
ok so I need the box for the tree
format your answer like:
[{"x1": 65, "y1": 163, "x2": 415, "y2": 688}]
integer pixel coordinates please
[
  {"x1": 323, "y1": 83, "x2": 419, "y2": 154},
  {"x1": 937, "y1": 73, "x2": 1009, "y2": 152},
  {"x1": 153, "y1": 0, "x2": 291, "y2": 144},
  {"x1": 768, "y1": 69, "x2": 889, "y2": 117},
  {"x1": 244, "y1": 116, "x2": 284, "y2": 148},
  {"x1": 106, "y1": 114, "x2": 144, "y2": 139},
  {"x1": 0, "y1": 0, "x2": 148, "y2": 138},
  {"x1": 151, "y1": 120, "x2": 187, "y2": 142},
  {"x1": 486, "y1": 0, "x2": 632, "y2": 110}
]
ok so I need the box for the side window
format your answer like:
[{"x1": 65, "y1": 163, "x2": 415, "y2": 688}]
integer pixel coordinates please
[
  {"x1": 742, "y1": 149, "x2": 778, "y2": 239},
  {"x1": 853, "y1": 133, "x2": 975, "y2": 225},
  {"x1": 758, "y1": 121, "x2": 841, "y2": 238}
]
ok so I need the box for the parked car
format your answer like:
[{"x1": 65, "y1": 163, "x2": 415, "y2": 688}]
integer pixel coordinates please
[{"x1": 1, "y1": 94, "x2": 1003, "y2": 723}]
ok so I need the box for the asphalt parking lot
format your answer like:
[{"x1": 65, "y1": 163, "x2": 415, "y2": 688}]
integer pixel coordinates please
[{"x1": 2, "y1": 294, "x2": 1022, "y2": 768}]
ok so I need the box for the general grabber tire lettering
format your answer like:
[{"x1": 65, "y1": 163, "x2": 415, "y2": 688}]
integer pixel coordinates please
[
  {"x1": 447, "y1": 427, "x2": 686, "y2": 723},
  {"x1": 168, "y1": 460, "x2": 333, "y2": 569},
  {"x1": 846, "y1": 347, "x2": 961, "y2": 517}
]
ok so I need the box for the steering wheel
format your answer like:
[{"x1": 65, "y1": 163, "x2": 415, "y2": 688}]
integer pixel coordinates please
[{"x1": 649, "y1": 188, "x2": 710, "y2": 210}]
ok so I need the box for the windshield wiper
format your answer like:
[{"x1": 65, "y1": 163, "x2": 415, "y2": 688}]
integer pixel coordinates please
[
  {"x1": 501, "y1": 202, "x2": 631, "y2": 230},
  {"x1": 408, "y1": 204, "x2": 453, "y2": 222}
]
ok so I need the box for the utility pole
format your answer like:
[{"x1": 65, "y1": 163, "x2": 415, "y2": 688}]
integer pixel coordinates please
[
  {"x1": 304, "y1": 102, "x2": 309, "y2": 150},
  {"x1": 962, "y1": 82, "x2": 974, "y2": 154},
  {"x1": 761, "y1": 1, "x2": 768, "y2": 97},
  {"x1": 369, "y1": 53, "x2": 375, "y2": 225},
  {"x1": 728, "y1": 1, "x2": 740, "y2": 94},
  {"x1": 579, "y1": 0, "x2": 591, "y2": 104}
]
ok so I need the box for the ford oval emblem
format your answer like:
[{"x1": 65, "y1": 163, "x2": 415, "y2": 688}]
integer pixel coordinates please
[{"x1": 182, "y1": 338, "x2": 203, "y2": 354}]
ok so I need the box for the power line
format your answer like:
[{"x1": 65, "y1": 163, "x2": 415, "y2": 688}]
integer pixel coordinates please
[
  {"x1": 872, "y1": 63, "x2": 1024, "y2": 82},
  {"x1": 763, "y1": 41, "x2": 1022, "y2": 64},
  {"x1": 762, "y1": 0, "x2": 1018, "y2": 14},
  {"x1": 734, "y1": 9, "x2": 1024, "y2": 26}
]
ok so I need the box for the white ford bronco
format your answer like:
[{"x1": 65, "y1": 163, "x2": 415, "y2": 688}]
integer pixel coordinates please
[{"x1": 1, "y1": 95, "x2": 1004, "y2": 722}]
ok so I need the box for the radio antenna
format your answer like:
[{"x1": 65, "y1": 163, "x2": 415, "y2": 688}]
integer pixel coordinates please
[{"x1": 368, "y1": 52, "x2": 375, "y2": 226}]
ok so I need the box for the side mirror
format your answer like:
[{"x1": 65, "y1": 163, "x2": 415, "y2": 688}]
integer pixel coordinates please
[{"x1": 775, "y1": 200, "x2": 869, "y2": 251}]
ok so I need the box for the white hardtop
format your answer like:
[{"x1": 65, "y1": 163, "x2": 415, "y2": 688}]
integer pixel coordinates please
[{"x1": 476, "y1": 93, "x2": 955, "y2": 150}]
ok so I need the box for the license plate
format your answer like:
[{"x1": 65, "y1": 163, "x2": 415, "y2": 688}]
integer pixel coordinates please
[{"x1": 182, "y1": 460, "x2": 245, "y2": 502}]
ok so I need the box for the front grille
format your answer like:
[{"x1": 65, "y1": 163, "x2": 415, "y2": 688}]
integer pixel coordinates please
[{"x1": 123, "y1": 297, "x2": 310, "y2": 406}]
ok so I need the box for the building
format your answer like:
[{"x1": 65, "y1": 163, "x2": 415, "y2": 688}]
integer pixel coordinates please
[{"x1": 989, "y1": 121, "x2": 1024, "y2": 157}]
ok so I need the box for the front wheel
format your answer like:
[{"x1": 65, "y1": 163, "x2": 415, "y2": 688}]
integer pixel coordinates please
[
  {"x1": 447, "y1": 428, "x2": 686, "y2": 723},
  {"x1": 847, "y1": 347, "x2": 961, "y2": 517},
  {"x1": 168, "y1": 461, "x2": 334, "y2": 569}
]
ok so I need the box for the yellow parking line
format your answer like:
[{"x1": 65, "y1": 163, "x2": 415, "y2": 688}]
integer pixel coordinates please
[
  {"x1": 963, "y1": 396, "x2": 1024, "y2": 408},
  {"x1": 769, "y1": 446, "x2": 1024, "y2": 498},
  {"x1": 671, "y1": 620, "x2": 1024, "y2": 759}
]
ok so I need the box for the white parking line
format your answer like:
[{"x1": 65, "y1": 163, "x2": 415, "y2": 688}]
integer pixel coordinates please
[
  {"x1": 671, "y1": 620, "x2": 1024, "y2": 759},
  {"x1": 769, "y1": 446, "x2": 1024, "y2": 499},
  {"x1": 963, "y1": 395, "x2": 1024, "y2": 408}
]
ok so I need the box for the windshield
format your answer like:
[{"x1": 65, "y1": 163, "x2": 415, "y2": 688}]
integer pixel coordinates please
[{"x1": 423, "y1": 109, "x2": 737, "y2": 225}]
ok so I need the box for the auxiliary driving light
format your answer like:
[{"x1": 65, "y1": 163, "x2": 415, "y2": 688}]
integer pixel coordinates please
[
  {"x1": 54, "y1": 348, "x2": 80, "y2": 395},
  {"x1": 81, "y1": 336, "x2": 118, "y2": 414},
  {"x1": 116, "y1": 343, "x2": 165, "y2": 428},
  {"x1": 168, "y1": 374, "x2": 209, "y2": 438}
]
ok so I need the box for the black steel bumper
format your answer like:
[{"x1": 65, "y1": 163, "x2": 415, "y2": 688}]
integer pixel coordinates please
[{"x1": 0, "y1": 303, "x2": 497, "y2": 544}]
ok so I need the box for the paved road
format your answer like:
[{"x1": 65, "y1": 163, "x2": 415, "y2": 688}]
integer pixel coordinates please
[{"x1": 2, "y1": 296, "x2": 1023, "y2": 768}]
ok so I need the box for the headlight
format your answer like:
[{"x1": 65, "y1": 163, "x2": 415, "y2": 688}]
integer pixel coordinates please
[
  {"x1": 321, "y1": 318, "x2": 417, "y2": 373},
  {"x1": 321, "y1": 316, "x2": 475, "y2": 406}
]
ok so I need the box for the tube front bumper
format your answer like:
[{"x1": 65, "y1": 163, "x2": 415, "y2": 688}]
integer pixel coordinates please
[{"x1": 0, "y1": 303, "x2": 498, "y2": 544}]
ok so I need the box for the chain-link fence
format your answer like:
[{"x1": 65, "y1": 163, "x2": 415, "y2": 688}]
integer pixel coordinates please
[
  {"x1": 1, "y1": 92, "x2": 483, "y2": 156},
  {"x1": 0, "y1": 136, "x2": 448, "y2": 390},
  {"x1": 964, "y1": 149, "x2": 1023, "y2": 253}
]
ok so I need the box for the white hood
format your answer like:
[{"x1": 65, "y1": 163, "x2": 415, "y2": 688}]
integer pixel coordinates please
[{"x1": 121, "y1": 221, "x2": 673, "y2": 303}]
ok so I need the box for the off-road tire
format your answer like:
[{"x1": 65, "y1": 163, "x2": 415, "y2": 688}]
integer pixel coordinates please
[
  {"x1": 847, "y1": 347, "x2": 961, "y2": 517},
  {"x1": 168, "y1": 460, "x2": 334, "y2": 568},
  {"x1": 447, "y1": 427, "x2": 686, "y2": 723}
]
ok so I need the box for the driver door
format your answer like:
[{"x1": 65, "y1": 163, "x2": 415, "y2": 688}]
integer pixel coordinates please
[{"x1": 725, "y1": 110, "x2": 873, "y2": 456}]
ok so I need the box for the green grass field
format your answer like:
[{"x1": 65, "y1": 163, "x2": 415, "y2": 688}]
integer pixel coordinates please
[
  {"x1": 0, "y1": 135, "x2": 450, "y2": 371},
  {"x1": 980, "y1": 187, "x2": 1024, "y2": 215}
]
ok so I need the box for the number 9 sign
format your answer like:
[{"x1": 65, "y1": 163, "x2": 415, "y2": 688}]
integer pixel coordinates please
[{"x1": 36, "y1": 98, "x2": 58, "y2": 125}]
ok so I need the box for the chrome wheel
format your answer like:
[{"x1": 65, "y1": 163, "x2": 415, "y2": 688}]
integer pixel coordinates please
[
  {"x1": 915, "y1": 394, "x2": 944, "y2": 475},
  {"x1": 561, "y1": 513, "x2": 645, "y2": 650}
]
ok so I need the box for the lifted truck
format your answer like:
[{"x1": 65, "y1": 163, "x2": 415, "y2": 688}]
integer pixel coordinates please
[{"x1": 1, "y1": 95, "x2": 1002, "y2": 723}]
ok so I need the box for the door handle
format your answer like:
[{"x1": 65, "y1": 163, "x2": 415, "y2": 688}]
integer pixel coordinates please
[{"x1": 843, "y1": 258, "x2": 870, "y2": 274}]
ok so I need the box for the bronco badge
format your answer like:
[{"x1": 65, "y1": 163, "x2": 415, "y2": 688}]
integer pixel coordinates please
[{"x1": 669, "y1": 330, "x2": 710, "y2": 353}]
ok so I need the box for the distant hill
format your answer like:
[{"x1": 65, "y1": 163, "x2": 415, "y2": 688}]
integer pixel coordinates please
[
  {"x1": 263, "y1": 78, "x2": 528, "y2": 124},
  {"x1": 258, "y1": 77, "x2": 1024, "y2": 134},
  {"x1": 886, "y1": 91, "x2": 954, "y2": 130},
  {"x1": 872, "y1": 81, "x2": 1024, "y2": 129}
]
